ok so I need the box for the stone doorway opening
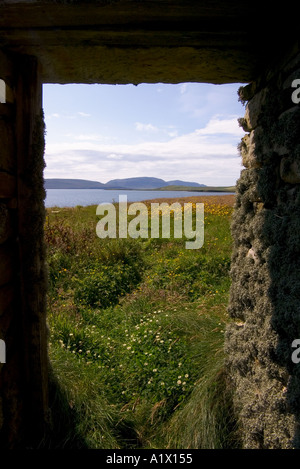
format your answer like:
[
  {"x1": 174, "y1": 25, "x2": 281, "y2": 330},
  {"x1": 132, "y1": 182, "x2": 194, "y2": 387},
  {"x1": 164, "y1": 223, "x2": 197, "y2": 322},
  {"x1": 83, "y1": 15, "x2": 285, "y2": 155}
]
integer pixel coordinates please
[
  {"x1": 42, "y1": 81, "x2": 245, "y2": 449},
  {"x1": 0, "y1": 0, "x2": 298, "y2": 450}
]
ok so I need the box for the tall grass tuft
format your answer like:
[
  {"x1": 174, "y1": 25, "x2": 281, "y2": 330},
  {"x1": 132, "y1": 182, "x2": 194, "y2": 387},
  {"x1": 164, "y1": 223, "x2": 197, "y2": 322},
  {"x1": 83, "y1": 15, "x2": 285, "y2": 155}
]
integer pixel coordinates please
[
  {"x1": 158, "y1": 301, "x2": 241, "y2": 449},
  {"x1": 46, "y1": 345, "x2": 120, "y2": 448}
]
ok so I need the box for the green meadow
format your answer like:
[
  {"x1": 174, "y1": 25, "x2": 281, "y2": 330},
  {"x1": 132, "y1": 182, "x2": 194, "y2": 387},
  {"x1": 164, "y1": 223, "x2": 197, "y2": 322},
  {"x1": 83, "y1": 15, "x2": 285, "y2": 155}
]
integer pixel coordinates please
[{"x1": 45, "y1": 196, "x2": 241, "y2": 449}]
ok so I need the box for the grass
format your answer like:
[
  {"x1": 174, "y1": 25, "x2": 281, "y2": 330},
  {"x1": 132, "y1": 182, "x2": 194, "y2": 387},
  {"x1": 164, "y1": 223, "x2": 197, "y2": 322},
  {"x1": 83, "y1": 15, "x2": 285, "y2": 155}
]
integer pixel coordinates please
[{"x1": 44, "y1": 194, "x2": 241, "y2": 449}]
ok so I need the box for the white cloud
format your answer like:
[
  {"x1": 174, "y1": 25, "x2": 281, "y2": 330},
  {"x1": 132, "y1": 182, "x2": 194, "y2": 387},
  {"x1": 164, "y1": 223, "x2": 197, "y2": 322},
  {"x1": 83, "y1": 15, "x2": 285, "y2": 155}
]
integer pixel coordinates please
[
  {"x1": 74, "y1": 133, "x2": 106, "y2": 141},
  {"x1": 44, "y1": 148, "x2": 241, "y2": 186},
  {"x1": 48, "y1": 113, "x2": 60, "y2": 119},
  {"x1": 46, "y1": 131, "x2": 238, "y2": 160},
  {"x1": 43, "y1": 82, "x2": 246, "y2": 186},
  {"x1": 107, "y1": 153, "x2": 123, "y2": 160},
  {"x1": 196, "y1": 116, "x2": 243, "y2": 136},
  {"x1": 45, "y1": 111, "x2": 91, "y2": 121},
  {"x1": 135, "y1": 122, "x2": 158, "y2": 132},
  {"x1": 44, "y1": 115, "x2": 244, "y2": 186},
  {"x1": 167, "y1": 130, "x2": 178, "y2": 137},
  {"x1": 45, "y1": 118, "x2": 242, "y2": 160},
  {"x1": 180, "y1": 83, "x2": 188, "y2": 94}
]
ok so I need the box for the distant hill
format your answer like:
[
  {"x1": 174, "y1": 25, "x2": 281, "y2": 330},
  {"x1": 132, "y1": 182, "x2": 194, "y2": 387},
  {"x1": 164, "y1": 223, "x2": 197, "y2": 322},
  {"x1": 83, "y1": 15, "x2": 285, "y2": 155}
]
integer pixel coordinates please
[
  {"x1": 158, "y1": 185, "x2": 236, "y2": 192},
  {"x1": 45, "y1": 177, "x2": 206, "y2": 190},
  {"x1": 104, "y1": 177, "x2": 168, "y2": 190},
  {"x1": 45, "y1": 178, "x2": 105, "y2": 189},
  {"x1": 166, "y1": 180, "x2": 205, "y2": 187}
]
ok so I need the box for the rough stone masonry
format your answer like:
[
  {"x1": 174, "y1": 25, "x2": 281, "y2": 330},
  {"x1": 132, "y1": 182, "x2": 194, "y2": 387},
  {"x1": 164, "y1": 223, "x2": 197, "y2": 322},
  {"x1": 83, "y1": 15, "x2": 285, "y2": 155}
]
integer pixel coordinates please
[{"x1": 225, "y1": 42, "x2": 300, "y2": 449}]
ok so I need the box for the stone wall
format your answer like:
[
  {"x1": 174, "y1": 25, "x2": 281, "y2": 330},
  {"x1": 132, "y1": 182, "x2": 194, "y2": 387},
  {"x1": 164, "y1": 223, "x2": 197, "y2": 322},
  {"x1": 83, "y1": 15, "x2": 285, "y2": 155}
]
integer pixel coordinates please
[
  {"x1": 225, "y1": 42, "x2": 300, "y2": 449},
  {"x1": 0, "y1": 52, "x2": 49, "y2": 448},
  {"x1": 0, "y1": 60, "x2": 21, "y2": 447}
]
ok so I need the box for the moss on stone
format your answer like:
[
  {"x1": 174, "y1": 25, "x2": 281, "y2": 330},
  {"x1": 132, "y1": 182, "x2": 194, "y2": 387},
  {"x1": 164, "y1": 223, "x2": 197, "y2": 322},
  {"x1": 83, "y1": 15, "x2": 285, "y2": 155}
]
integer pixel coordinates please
[{"x1": 226, "y1": 52, "x2": 300, "y2": 448}]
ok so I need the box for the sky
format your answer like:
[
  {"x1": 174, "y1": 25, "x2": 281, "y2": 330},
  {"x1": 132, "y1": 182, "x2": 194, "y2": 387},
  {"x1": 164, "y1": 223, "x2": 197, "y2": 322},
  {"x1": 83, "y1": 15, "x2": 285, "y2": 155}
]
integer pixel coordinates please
[{"x1": 42, "y1": 82, "x2": 246, "y2": 187}]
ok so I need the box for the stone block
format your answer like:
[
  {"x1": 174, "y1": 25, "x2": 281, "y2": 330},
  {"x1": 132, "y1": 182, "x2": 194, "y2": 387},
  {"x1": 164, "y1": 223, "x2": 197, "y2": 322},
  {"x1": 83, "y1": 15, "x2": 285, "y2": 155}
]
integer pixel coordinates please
[
  {"x1": 238, "y1": 83, "x2": 257, "y2": 104},
  {"x1": 240, "y1": 132, "x2": 262, "y2": 169},
  {"x1": 250, "y1": 126, "x2": 289, "y2": 162},
  {"x1": 246, "y1": 247, "x2": 259, "y2": 264},
  {"x1": 244, "y1": 87, "x2": 268, "y2": 130},
  {"x1": 253, "y1": 202, "x2": 264, "y2": 213},
  {"x1": 278, "y1": 105, "x2": 300, "y2": 122},
  {"x1": 282, "y1": 51, "x2": 300, "y2": 80},
  {"x1": 280, "y1": 156, "x2": 300, "y2": 184},
  {"x1": 282, "y1": 68, "x2": 300, "y2": 92}
]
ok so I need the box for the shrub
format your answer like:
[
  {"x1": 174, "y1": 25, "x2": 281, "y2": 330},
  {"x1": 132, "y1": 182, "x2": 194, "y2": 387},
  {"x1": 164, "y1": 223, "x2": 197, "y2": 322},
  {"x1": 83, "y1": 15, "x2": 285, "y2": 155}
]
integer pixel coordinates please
[{"x1": 74, "y1": 263, "x2": 142, "y2": 308}]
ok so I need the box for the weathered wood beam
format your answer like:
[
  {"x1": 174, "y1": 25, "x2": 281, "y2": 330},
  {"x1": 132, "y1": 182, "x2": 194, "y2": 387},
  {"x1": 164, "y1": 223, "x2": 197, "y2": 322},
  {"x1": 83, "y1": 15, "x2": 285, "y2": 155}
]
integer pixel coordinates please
[{"x1": 14, "y1": 53, "x2": 49, "y2": 447}]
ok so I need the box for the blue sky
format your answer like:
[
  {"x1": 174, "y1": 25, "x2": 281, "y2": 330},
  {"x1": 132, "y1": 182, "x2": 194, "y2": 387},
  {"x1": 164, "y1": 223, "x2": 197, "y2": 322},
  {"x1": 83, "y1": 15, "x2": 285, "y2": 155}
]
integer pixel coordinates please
[{"x1": 43, "y1": 82, "x2": 246, "y2": 186}]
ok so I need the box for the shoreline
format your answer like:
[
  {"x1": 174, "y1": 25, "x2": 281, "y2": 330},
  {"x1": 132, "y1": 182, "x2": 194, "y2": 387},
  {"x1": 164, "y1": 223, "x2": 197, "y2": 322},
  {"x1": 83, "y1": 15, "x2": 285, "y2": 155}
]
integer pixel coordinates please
[{"x1": 46, "y1": 194, "x2": 236, "y2": 211}]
